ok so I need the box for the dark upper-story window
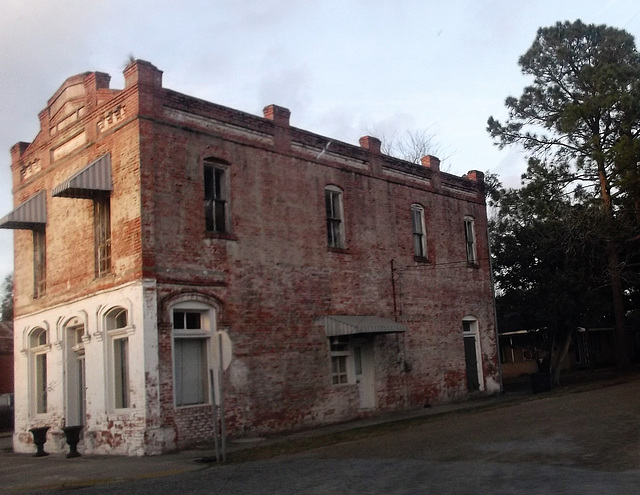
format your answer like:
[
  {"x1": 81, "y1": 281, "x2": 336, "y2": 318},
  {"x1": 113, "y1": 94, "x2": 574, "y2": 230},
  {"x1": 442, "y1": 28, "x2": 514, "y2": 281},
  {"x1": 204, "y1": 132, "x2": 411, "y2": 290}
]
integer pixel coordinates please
[
  {"x1": 0, "y1": 190, "x2": 48, "y2": 299},
  {"x1": 325, "y1": 186, "x2": 345, "y2": 249},
  {"x1": 464, "y1": 216, "x2": 477, "y2": 265},
  {"x1": 94, "y1": 197, "x2": 111, "y2": 277},
  {"x1": 204, "y1": 159, "x2": 230, "y2": 234},
  {"x1": 33, "y1": 227, "x2": 46, "y2": 298},
  {"x1": 411, "y1": 204, "x2": 427, "y2": 259}
]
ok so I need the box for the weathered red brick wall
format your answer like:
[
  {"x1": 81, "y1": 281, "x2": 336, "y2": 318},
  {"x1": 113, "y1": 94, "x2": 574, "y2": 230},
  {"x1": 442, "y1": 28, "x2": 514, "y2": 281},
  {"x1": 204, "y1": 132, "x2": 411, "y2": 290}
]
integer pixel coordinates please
[{"x1": 137, "y1": 79, "x2": 498, "y2": 441}]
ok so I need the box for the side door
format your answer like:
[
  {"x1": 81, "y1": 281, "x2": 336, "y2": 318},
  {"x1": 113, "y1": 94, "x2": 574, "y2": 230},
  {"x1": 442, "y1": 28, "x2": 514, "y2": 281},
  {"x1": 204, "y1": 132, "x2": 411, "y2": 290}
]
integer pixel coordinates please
[{"x1": 353, "y1": 338, "x2": 376, "y2": 409}]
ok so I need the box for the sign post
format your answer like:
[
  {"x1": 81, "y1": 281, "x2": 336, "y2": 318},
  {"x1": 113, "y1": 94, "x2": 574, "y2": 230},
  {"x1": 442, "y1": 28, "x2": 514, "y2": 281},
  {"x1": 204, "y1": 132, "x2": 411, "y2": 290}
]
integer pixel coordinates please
[
  {"x1": 210, "y1": 330, "x2": 232, "y2": 462},
  {"x1": 209, "y1": 369, "x2": 220, "y2": 462}
]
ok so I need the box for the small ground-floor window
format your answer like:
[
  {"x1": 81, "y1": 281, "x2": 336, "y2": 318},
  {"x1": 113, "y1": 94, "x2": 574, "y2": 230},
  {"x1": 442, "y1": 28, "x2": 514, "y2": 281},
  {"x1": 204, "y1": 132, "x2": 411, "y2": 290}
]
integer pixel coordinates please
[
  {"x1": 29, "y1": 327, "x2": 49, "y2": 415},
  {"x1": 330, "y1": 336, "x2": 351, "y2": 384},
  {"x1": 113, "y1": 337, "x2": 129, "y2": 408},
  {"x1": 174, "y1": 337, "x2": 208, "y2": 405},
  {"x1": 106, "y1": 307, "x2": 132, "y2": 410}
]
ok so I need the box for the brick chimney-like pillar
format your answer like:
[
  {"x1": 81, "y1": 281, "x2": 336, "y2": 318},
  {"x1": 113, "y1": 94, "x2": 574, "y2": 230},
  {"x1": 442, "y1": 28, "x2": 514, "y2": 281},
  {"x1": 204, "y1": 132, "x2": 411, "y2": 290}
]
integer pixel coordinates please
[
  {"x1": 359, "y1": 136, "x2": 382, "y2": 175},
  {"x1": 10, "y1": 142, "x2": 31, "y2": 187},
  {"x1": 420, "y1": 155, "x2": 440, "y2": 172},
  {"x1": 84, "y1": 72, "x2": 112, "y2": 137},
  {"x1": 263, "y1": 105, "x2": 291, "y2": 126},
  {"x1": 466, "y1": 170, "x2": 486, "y2": 202},
  {"x1": 420, "y1": 155, "x2": 441, "y2": 191},
  {"x1": 38, "y1": 108, "x2": 50, "y2": 137},
  {"x1": 359, "y1": 136, "x2": 381, "y2": 154},
  {"x1": 264, "y1": 105, "x2": 291, "y2": 150},
  {"x1": 124, "y1": 60, "x2": 163, "y2": 88},
  {"x1": 124, "y1": 60, "x2": 163, "y2": 117}
]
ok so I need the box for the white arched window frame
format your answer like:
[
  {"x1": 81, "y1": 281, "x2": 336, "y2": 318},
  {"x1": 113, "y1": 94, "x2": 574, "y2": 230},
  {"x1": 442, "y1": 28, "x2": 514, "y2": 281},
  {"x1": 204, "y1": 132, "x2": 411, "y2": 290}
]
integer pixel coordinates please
[
  {"x1": 27, "y1": 326, "x2": 50, "y2": 416},
  {"x1": 171, "y1": 301, "x2": 217, "y2": 407},
  {"x1": 105, "y1": 307, "x2": 134, "y2": 410},
  {"x1": 411, "y1": 204, "x2": 427, "y2": 259},
  {"x1": 462, "y1": 316, "x2": 484, "y2": 392},
  {"x1": 325, "y1": 185, "x2": 346, "y2": 249}
]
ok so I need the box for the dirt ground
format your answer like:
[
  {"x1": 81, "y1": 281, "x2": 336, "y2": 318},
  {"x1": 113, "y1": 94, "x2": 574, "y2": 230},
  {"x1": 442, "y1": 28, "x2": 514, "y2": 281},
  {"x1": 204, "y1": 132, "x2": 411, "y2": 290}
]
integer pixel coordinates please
[{"x1": 306, "y1": 373, "x2": 640, "y2": 472}]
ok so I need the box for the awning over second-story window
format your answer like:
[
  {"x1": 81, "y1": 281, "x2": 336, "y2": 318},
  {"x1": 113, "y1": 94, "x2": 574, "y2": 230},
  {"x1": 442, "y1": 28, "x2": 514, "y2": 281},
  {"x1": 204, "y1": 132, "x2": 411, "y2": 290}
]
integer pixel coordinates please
[
  {"x1": 52, "y1": 153, "x2": 112, "y2": 199},
  {"x1": 317, "y1": 315, "x2": 408, "y2": 337},
  {"x1": 0, "y1": 190, "x2": 47, "y2": 230}
]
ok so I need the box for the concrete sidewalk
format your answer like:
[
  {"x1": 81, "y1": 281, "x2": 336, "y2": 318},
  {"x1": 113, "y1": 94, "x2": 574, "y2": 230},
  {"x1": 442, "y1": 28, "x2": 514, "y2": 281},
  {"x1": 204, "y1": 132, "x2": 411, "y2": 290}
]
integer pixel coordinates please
[{"x1": 0, "y1": 374, "x2": 626, "y2": 494}]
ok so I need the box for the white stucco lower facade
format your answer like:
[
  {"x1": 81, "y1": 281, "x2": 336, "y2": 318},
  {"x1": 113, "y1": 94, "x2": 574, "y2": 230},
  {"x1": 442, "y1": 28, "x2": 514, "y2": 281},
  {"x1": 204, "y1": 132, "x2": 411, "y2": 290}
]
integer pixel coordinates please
[{"x1": 13, "y1": 279, "x2": 161, "y2": 456}]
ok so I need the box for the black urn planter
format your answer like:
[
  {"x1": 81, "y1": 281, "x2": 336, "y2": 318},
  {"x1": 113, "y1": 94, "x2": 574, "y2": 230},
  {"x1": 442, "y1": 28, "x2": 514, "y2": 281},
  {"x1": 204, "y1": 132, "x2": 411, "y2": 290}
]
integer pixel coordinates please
[
  {"x1": 29, "y1": 426, "x2": 50, "y2": 457},
  {"x1": 62, "y1": 425, "x2": 83, "y2": 458}
]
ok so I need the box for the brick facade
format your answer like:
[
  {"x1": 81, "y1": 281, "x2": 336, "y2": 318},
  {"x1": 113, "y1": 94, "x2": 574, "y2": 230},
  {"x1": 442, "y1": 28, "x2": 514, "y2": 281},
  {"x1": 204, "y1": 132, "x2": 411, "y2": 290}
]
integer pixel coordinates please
[{"x1": 3, "y1": 60, "x2": 499, "y2": 455}]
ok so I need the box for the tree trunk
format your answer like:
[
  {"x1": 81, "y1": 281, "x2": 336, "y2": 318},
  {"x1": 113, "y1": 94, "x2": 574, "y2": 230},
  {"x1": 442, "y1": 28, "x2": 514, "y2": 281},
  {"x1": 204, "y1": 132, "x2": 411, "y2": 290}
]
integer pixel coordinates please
[
  {"x1": 597, "y1": 159, "x2": 629, "y2": 370},
  {"x1": 552, "y1": 327, "x2": 573, "y2": 386},
  {"x1": 607, "y1": 241, "x2": 629, "y2": 369}
]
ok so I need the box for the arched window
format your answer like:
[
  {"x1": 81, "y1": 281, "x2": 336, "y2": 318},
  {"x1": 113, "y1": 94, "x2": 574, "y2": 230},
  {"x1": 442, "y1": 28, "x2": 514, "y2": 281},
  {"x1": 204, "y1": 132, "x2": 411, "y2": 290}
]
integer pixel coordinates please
[
  {"x1": 30, "y1": 327, "x2": 47, "y2": 347},
  {"x1": 411, "y1": 204, "x2": 427, "y2": 258},
  {"x1": 325, "y1": 185, "x2": 345, "y2": 249},
  {"x1": 28, "y1": 327, "x2": 48, "y2": 414},
  {"x1": 106, "y1": 307, "x2": 128, "y2": 331},
  {"x1": 64, "y1": 317, "x2": 86, "y2": 426},
  {"x1": 171, "y1": 302, "x2": 216, "y2": 407},
  {"x1": 105, "y1": 307, "x2": 130, "y2": 409}
]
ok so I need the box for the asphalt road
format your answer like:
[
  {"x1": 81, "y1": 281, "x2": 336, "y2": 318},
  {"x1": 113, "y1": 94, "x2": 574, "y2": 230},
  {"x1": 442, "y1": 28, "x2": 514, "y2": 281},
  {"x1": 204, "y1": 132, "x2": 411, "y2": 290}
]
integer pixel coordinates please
[{"x1": 70, "y1": 375, "x2": 640, "y2": 495}]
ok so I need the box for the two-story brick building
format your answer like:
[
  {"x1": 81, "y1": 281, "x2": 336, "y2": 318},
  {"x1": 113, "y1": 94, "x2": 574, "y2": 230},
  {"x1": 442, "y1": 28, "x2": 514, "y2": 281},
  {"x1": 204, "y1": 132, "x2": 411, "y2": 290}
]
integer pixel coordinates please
[{"x1": 1, "y1": 60, "x2": 500, "y2": 456}]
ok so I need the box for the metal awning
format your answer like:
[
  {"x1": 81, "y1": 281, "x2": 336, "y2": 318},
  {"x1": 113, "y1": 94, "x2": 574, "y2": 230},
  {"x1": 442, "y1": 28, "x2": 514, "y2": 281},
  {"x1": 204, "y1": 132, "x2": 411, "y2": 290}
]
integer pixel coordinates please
[
  {"x1": 317, "y1": 315, "x2": 408, "y2": 337},
  {"x1": 52, "y1": 153, "x2": 112, "y2": 198},
  {"x1": 0, "y1": 190, "x2": 47, "y2": 230}
]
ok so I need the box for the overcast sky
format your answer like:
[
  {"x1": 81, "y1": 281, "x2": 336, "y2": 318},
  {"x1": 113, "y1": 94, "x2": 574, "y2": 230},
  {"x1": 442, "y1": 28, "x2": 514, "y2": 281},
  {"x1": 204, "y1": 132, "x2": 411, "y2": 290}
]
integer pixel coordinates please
[{"x1": 1, "y1": 0, "x2": 639, "y2": 280}]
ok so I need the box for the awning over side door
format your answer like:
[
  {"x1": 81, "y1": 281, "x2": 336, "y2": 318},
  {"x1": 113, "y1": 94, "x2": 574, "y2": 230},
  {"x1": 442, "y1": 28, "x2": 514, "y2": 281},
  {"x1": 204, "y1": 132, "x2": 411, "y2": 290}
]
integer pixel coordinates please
[
  {"x1": 52, "y1": 153, "x2": 112, "y2": 199},
  {"x1": 0, "y1": 190, "x2": 47, "y2": 230},
  {"x1": 317, "y1": 315, "x2": 408, "y2": 337}
]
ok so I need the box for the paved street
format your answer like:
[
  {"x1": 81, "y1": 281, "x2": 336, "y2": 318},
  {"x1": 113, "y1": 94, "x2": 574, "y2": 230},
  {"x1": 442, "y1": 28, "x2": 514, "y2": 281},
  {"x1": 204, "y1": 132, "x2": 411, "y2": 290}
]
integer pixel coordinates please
[{"x1": 3, "y1": 374, "x2": 640, "y2": 494}]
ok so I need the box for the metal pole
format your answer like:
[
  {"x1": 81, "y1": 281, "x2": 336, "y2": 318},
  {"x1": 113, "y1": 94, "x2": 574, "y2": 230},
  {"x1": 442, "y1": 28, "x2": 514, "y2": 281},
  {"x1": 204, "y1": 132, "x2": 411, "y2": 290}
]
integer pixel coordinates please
[
  {"x1": 218, "y1": 333, "x2": 227, "y2": 462},
  {"x1": 209, "y1": 369, "x2": 220, "y2": 462},
  {"x1": 391, "y1": 259, "x2": 398, "y2": 321}
]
